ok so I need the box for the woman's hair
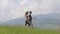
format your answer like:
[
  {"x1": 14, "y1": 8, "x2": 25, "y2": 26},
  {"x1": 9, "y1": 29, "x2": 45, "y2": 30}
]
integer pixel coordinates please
[{"x1": 25, "y1": 11, "x2": 28, "y2": 16}]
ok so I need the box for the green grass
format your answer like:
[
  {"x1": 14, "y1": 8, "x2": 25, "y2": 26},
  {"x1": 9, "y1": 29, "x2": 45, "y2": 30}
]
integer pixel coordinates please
[{"x1": 0, "y1": 26, "x2": 60, "y2": 34}]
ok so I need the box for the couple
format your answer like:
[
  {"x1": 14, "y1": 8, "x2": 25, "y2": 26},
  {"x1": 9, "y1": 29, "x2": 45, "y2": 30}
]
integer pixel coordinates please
[{"x1": 25, "y1": 11, "x2": 33, "y2": 28}]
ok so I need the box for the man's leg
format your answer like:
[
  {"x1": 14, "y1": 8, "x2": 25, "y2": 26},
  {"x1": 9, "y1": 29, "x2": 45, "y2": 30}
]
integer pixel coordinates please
[
  {"x1": 29, "y1": 21, "x2": 33, "y2": 28},
  {"x1": 31, "y1": 22, "x2": 33, "y2": 28}
]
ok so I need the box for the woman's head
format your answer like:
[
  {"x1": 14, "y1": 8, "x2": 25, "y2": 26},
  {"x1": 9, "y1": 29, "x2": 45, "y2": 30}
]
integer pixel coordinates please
[{"x1": 25, "y1": 11, "x2": 28, "y2": 15}]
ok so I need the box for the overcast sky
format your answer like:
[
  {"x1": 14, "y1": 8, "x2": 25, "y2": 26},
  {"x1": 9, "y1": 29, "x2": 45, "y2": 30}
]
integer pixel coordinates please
[{"x1": 0, "y1": 0, "x2": 60, "y2": 22}]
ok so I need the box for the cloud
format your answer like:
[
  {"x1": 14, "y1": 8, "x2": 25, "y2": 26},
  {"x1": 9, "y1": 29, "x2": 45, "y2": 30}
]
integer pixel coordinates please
[
  {"x1": 0, "y1": 0, "x2": 60, "y2": 22},
  {"x1": 23, "y1": 0, "x2": 55, "y2": 14}
]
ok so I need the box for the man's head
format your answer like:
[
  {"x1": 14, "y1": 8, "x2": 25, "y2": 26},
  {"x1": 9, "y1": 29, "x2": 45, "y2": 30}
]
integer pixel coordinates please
[{"x1": 29, "y1": 11, "x2": 32, "y2": 14}]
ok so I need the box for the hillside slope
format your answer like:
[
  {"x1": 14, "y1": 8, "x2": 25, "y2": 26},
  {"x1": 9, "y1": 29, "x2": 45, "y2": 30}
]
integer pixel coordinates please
[{"x1": 0, "y1": 26, "x2": 60, "y2": 34}]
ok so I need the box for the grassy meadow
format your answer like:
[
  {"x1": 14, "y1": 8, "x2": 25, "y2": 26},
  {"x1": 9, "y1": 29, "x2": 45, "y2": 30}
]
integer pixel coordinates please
[{"x1": 0, "y1": 25, "x2": 60, "y2": 34}]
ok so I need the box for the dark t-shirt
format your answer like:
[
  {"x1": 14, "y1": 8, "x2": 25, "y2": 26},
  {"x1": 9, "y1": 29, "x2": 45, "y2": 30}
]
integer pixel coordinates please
[{"x1": 29, "y1": 15, "x2": 32, "y2": 21}]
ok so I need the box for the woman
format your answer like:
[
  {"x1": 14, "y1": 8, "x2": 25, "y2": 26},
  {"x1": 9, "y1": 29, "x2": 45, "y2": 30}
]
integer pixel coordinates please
[{"x1": 25, "y1": 11, "x2": 30, "y2": 27}]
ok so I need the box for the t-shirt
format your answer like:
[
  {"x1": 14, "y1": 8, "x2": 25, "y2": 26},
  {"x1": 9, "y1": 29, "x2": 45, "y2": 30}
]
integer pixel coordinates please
[
  {"x1": 28, "y1": 14, "x2": 32, "y2": 21},
  {"x1": 25, "y1": 14, "x2": 29, "y2": 21},
  {"x1": 25, "y1": 14, "x2": 32, "y2": 22}
]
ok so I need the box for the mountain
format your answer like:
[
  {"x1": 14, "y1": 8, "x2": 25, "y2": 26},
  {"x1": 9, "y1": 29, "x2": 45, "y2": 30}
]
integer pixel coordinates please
[
  {"x1": 33, "y1": 14, "x2": 60, "y2": 29},
  {"x1": 2, "y1": 18, "x2": 25, "y2": 26},
  {"x1": 1, "y1": 13, "x2": 60, "y2": 29}
]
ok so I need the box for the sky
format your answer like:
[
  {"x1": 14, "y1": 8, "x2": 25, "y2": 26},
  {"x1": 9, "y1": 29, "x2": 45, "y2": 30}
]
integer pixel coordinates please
[{"x1": 0, "y1": 0, "x2": 60, "y2": 22}]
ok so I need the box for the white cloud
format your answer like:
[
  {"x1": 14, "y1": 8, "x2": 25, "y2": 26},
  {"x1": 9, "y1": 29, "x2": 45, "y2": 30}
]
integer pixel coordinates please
[
  {"x1": 19, "y1": 0, "x2": 27, "y2": 5},
  {"x1": 0, "y1": 0, "x2": 60, "y2": 22}
]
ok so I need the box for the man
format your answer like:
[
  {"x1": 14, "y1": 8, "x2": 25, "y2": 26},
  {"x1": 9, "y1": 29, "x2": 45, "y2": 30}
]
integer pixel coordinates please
[{"x1": 28, "y1": 11, "x2": 33, "y2": 28}]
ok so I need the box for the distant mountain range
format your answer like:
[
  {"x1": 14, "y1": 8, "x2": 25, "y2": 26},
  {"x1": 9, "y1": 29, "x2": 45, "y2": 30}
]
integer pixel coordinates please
[{"x1": 1, "y1": 13, "x2": 60, "y2": 29}]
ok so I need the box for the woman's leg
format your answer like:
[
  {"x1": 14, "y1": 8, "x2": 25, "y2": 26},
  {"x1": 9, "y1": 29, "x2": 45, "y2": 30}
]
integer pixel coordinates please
[{"x1": 25, "y1": 20, "x2": 27, "y2": 26}]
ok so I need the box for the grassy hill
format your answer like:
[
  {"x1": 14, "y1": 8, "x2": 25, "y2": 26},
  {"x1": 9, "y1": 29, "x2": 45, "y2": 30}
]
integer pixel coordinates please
[{"x1": 0, "y1": 26, "x2": 60, "y2": 34}]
